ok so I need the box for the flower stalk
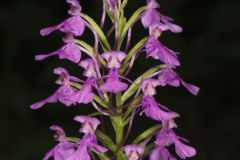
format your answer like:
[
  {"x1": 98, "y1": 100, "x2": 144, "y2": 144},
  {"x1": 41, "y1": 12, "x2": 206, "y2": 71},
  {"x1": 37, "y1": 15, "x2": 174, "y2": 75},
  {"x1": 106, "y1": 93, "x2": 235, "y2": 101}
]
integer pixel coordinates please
[{"x1": 31, "y1": 0, "x2": 200, "y2": 160}]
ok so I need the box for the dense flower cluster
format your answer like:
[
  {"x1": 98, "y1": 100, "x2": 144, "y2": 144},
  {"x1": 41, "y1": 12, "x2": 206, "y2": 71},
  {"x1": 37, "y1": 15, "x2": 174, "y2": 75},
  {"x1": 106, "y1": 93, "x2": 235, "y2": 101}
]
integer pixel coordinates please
[{"x1": 31, "y1": 0, "x2": 199, "y2": 159}]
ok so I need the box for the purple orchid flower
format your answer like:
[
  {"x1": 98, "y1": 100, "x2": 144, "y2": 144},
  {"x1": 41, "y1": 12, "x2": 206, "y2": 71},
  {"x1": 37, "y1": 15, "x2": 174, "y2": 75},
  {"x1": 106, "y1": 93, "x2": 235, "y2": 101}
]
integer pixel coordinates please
[
  {"x1": 74, "y1": 115, "x2": 101, "y2": 135},
  {"x1": 43, "y1": 125, "x2": 75, "y2": 160},
  {"x1": 101, "y1": 51, "x2": 127, "y2": 69},
  {"x1": 40, "y1": 16, "x2": 85, "y2": 37},
  {"x1": 100, "y1": 51, "x2": 128, "y2": 93},
  {"x1": 70, "y1": 78, "x2": 96, "y2": 104},
  {"x1": 65, "y1": 116, "x2": 107, "y2": 160},
  {"x1": 155, "y1": 126, "x2": 196, "y2": 159},
  {"x1": 142, "y1": 0, "x2": 183, "y2": 38},
  {"x1": 30, "y1": 67, "x2": 81, "y2": 109},
  {"x1": 40, "y1": 0, "x2": 84, "y2": 36},
  {"x1": 150, "y1": 146, "x2": 176, "y2": 160},
  {"x1": 66, "y1": 0, "x2": 82, "y2": 16},
  {"x1": 141, "y1": 95, "x2": 179, "y2": 123},
  {"x1": 35, "y1": 34, "x2": 81, "y2": 63},
  {"x1": 79, "y1": 58, "x2": 98, "y2": 78},
  {"x1": 124, "y1": 144, "x2": 144, "y2": 160},
  {"x1": 158, "y1": 68, "x2": 200, "y2": 95},
  {"x1": 145, "y1": 37, "x2": 180, "y2": 67},
  {"x1": 140, "y1": 79, "x2": 179, "y2": 123},
  {"x1": 99, "y1": 68, "x2": 128, "y2": 93}
]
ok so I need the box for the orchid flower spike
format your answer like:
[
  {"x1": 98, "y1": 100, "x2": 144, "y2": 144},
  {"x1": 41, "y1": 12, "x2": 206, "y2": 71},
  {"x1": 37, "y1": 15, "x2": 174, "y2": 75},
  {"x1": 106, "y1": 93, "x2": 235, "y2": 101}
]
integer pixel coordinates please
[{"x1": 31, "y1": 1, "x2": 199, "y2": 160}]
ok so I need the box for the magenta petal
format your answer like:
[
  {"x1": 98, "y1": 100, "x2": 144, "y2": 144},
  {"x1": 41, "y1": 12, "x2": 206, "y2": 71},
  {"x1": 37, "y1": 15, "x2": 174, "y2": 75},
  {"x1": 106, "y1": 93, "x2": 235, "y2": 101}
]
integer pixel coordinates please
[
  {"x1": 35, "y1": 52, "x2": 58, "y2": 61},
  {"x1": 124, "y1": 144, "x2": 144, "y2": 159},
  {"x1": 175, "y1": 139, "x2": 196, "y2": 159},
  {"x1": 30, "y1": 93, "x2": 58, "y2": 109},
  {"x1": 60, "y1": 16, "x2": 85, "y2": 36},
  {"x1": 56, "y1": 85, "x2": 76, "y2": 106},
  {"x1": 158, "y1": 68, "x2": 180, "y2": 87},
  {"x1": 146, "y1": 38, "x2": 180, "y2": 67},
  {"x1": 71, "y1": 78, "x2": 95, "y2": 104},
  {"x1": 141, "y1": 9, "x2": 160, "y2": 28},
  {"x1": 168, "y1": 23, "x2": 183, "y2": 33},
  {"x1": 53, "y1": 143, "x2": 75, "y2": 160},
  {"x1": 181, "y1": 80, "x2": 200, "y2": 96},
  {"x1": 58, "y1": 42, "x2": 81, "y2": 63},
  {"x1": 65, "y1": 134, "x2": 93, "y2": 160},
  {"x1": 150, "y1": 146, "x2": 176, "y2": 160},
  {"x1": 155, "y1": 126, "x2": 176, "y2": 146},
  {"x1": 43, "y1": 140, "x2": 75, "y2": 160},
  {"x1": 31, "y1": 85, "x2": 76, "y2": 109},
  {"x1": 49, "y1": 125, "x2": 66, "y2": 142},
  {"x1": 54, "y1": 67, "x2": 71, "y2": 85},
  {"x1": 66, "y1": 0, "x2": 82, "y2": 15},
  {"x1": 79, "y1": 59, "x2": 98, "y2": 78},
  {"x1": 65, "y1": 143, "x2": 90, "y2": 160},
  {"x1": 40, "y1": 16, "x2": 85, "y2": 37},
  {"x1": 74, "y1": 116, "x2": 101, "y2": 133},
  {"x1": 35, "y1": 42, "x2": 81, "y2": 63},
  {"x1": 43, "y1": 147, "x2": 54, "y2": 160},
  {"x1": 67, "y1": 0, "x2": 81, "y2": 7},
  {"x1": 40, "y1": 23, "x2": 63, "y2": 36},
  {"x1": 147, "y1": 0, "x2": 160, "y2": 9},
  {"x1": 54, "y1": 67, "x2": 69, "y2": 76},
  {"x1": 99, "y1": 69, "x2": 128, "y2": 93},
  {"x1": 141, "y1": 96, "x2": 179, "y2": 122},
  {"x1": 141, "y1": 78, "x2": 160, "y2": 96},
  {"x1": 65, "y1": 148, "x2": 90, "y2": 160}
]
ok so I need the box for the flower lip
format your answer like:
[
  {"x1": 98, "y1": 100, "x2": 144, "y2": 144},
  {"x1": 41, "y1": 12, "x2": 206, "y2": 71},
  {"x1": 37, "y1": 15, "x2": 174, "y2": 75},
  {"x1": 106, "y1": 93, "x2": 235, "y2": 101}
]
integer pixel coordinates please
[
  {"x1": 101, "y1": 51, "x2": 127, "y2": 69},
  {"x1": 99, "y1": 68, "x2": 128, "y2": 93}
]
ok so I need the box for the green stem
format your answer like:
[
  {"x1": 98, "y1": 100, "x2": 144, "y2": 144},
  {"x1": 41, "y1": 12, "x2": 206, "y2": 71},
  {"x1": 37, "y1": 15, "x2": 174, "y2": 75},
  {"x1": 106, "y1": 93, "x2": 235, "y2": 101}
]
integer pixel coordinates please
[
  {"x1": 111, "y1": 116, "x2": 124, "y2": 160},
  {"x1": 96, "y1": 130, "x2": 116, "y2": 152},
  {"x1": 132, "y1": 124, "x2": 162, "y2": 144}
]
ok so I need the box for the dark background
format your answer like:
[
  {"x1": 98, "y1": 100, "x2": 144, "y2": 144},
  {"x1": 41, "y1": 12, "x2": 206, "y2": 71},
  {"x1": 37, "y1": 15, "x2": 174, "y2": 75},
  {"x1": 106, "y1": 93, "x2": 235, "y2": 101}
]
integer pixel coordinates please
[{"x1": 1, "y1": 0, "x2": 240, "y2": 159}]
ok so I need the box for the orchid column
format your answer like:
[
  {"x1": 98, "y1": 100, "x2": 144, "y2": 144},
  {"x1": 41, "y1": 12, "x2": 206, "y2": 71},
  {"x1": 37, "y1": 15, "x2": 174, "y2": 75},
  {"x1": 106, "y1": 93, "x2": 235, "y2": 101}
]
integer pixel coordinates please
[{"x1": 31, "y1": 0, "x2": 199, "y2": 160}]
